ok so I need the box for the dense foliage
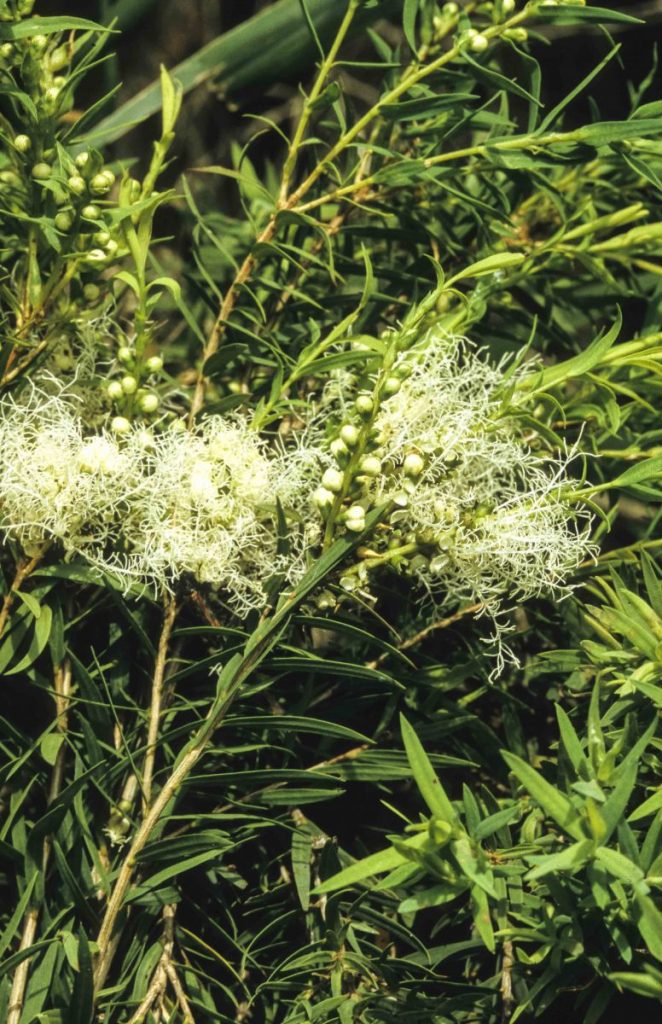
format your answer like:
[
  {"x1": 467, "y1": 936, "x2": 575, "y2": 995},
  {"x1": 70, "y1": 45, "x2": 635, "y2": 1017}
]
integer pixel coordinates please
[{"x1": 0, "y1": 2, "x2": 661, "y2": 1022}]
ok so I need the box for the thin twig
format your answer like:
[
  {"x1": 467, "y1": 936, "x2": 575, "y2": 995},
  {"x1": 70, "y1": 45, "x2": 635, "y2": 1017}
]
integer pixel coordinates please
[
  {"x1": 366, "y1": 602, "x2": 484, "y2": 670},
  {"x1": 0, "y1": 550, "x2": 47, "y2": 639},
  {"x1": 7, "y1": 659, "x2": 71, "y2": 1024},
  {"x1": 166, "y1": 962, "x2": 195, "y2": 1023},
  {"x1": 501, "y1": 939, "x2": 515, "y2": 1022},
  {"x1": 126, "y1": 905, "x2": 176, "y2": 1024},
  {"x1": 142, "y1": 598, "x2": 178, "y2": 811}
]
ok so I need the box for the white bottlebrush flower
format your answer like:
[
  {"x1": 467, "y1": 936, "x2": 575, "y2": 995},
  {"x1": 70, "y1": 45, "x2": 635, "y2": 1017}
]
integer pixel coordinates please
[
  {"x1": 0, "y1": 382, "x2": 141, "y2": 559},
  {"x1": 0, "y1": 385, "x2": 320, "y2": 611}
]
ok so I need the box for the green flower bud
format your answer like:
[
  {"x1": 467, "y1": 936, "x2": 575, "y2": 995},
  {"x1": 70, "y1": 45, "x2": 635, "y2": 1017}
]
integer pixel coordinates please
[
  {"x1": 31, "y1": 34, "x2": 48, "y2": 52},
  {"x1": 107, "y1": 381, "x2": 123, "y2": 400},
  {"x1": 403, "y1": 452, "x2": 425, "y2": 478},
  {"x1": 111, "y1": 416, "x2": 131, "y2": 435},
  {"x1": 139, "y1": 393, "x2": 159, "y2": 414},
  {"x1": 0, "y1": 44, "x2": 14, "y2": 61},
  {"x1": 469, "y1": 33, "x2": 489, "y2": 53},
  {"x1": 104, "y1": 239, "x2": 119, "y2": 258},
  {"x1": 330, "y1": 438, "x2": 348, "y2": 460},
  {"x1": 117, "y1": 346, "x2": 133, "y2": 364},
  {"x1": 54, "y1": 211, "x2": 73, "y2": 232},
  {"x1": 83, "y1": 283, "x2": 101, "y2": 301},
  {"x1": 121, "y1": 375, "x2": 138, "y2": 395},
  {"x1": 340, "y1": 423, "x2": 360, "y2": 447},
  {"x1": 90, "y1": 170, "x2": 115, "y2": 195},
  {"x1": 93, "y1": 230, "x2": 111, "y2": 246},
  {"x1": 322, "y1": 468, "x2": 344, "y2": 493},
  {"x1": 67, "y1": 174, "x2": 86, "y2": 195},
  {"x1": 0, "y1": 170, "x2": 20, "y2": 187},
  {"x1": 314, "y1": 486, "x2": 335, "y2": 509},
  {"x1": 359, "y1": 455, "x2": 381, "y2": 477},
  {"x1": 31, "y1": 162, "x2": 52, "y2": 180},
  {"x1": 145, "y1": 355, "x2": 163, "y2": 373},
  {"x1": 504, "y1": 27, "x2": 528, "y2": 42},
  {"x1": 75, "y1": 151, "x2": 90, "y2": 170},
  {"x1": 442, "y1": 1, "x2": 459, "y2": 13},
  {"x1": 503, "y1": 0, "x2": 516, "y2": 12},
  {"x1": 355, "y1": 394, "x2": 374, "y2": 417},
  {"x1": 43, "y1": 85, "x2": 61, "y2": 104},
  {"x1": 48, "y1": 46, "x2": 69, "y2": 72},
  {"x1": 86, "y1": 249, "x2": 107, "y2": 264},
  {"x1": 14, "y1": 134, "x2": 31, "y2": 153},
  {"x1": 81, "y1": 204, "x2": 101, "y2": 220},
  {"x1": 381, "y1": 376, "x2": 401, "y2": 397},
  {"x1": 345, "y1": 505, "x2": 366, "y2": 532}
]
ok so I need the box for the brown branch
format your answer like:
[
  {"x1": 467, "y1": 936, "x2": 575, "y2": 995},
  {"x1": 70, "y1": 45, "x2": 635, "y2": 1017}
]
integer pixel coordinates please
[
  {"x1": 126, "y1": 905, "x2": 176, "y2": 1024},
  {"x1": 0, "y1": 550, "x2": 47, "y2": 639},
  {"x1": 366, "y1": 602, "x2": 484, "y2": 670},
  {"x1": 501, "y1": 939, "x2": 515, "y2": 1022}
]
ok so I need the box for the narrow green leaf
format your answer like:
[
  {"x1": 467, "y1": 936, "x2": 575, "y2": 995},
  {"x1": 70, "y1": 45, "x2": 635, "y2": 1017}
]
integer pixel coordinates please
[
  {"x1": 313, "y1": 831, "x2": 428, "y2": 893},
  {"x1": 502, "y1": 751, "x2": 583, "y2": 840},
  {"x1": 400, "y1": 716, "x2": 457, "y2": 823}
]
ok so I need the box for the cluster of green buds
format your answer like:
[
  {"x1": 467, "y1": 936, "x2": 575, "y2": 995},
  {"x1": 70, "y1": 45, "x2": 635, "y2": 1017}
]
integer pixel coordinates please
[
  {"x1": 0, "y1": 8, "x2": 72, "y2": 120},
  {"x1": 0, "y1": 10, "x2": 125, "y2": 312},
  {"x1": 106, "y1": 346, "x2": 164, "y2": 434},
  {"x1": 314, "y1": 336, "x2": 419, "y2": 542}
]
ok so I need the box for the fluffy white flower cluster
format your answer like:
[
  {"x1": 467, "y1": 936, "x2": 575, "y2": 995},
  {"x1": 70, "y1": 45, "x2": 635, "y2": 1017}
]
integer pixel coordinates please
[
  {"x1": 316, "y1": 330, "x2": 594, "y2": 635},
  {"x1": 0, "y1": 383, "x2": 319, "y2": 611}
]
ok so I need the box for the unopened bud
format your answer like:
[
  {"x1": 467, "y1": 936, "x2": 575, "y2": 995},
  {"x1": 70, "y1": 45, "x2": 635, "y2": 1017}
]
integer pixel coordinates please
[
  {"x1": 355, "y1": 394, "x2": 374, "y2": 417},
  {"x1": 146, "y1": 355, "x2": 163, "y2": 373},
  {"x1": 90, "y1": 170, "x2": 115, "y2": 195},
  {"x1": 107, "y1": 381, "x2": 123, "y2": 400},
  {"x1": 469, "y1": 33, "x2": 489, "y2": 53},
  {"x1": 322, "y1": 468, "x2": 344, "y2": 493},
  {"x1": 139, "y1": 393, "x2": 159, "y2": 414},
  {"x1": 330, "y1": 438, "x2": 348, "y2": 460},
  {"x1": 340, "y1": 424, "x2": 360, "y2": 447},
  {"x1": 31, "y1": 162, "x2": 52, "y2": 180},
  {"x1": 14, "y1": 134, "x2": 31, "y2": 153},
  {"x1": 404, "y1": 453, "x2": 425, "y2": 478},
  {"x1": 359, "y1": 455, "x2": 381, "y2": 477},
  {"x1": 67, "y1": 174, "x2": 86, "y2": 195},
  {"x1": 121, "y1": 375, "x2": 138, "y2": 395},
  {"x1": 54, "y1": 211, "x2": 73, "y2": 232},
  {"x1": 111, "y1": 416, "x2": 131, "y2": 435},
  {"x1": 314, "y1": 486, "x2": 335, "y2": 509}
]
